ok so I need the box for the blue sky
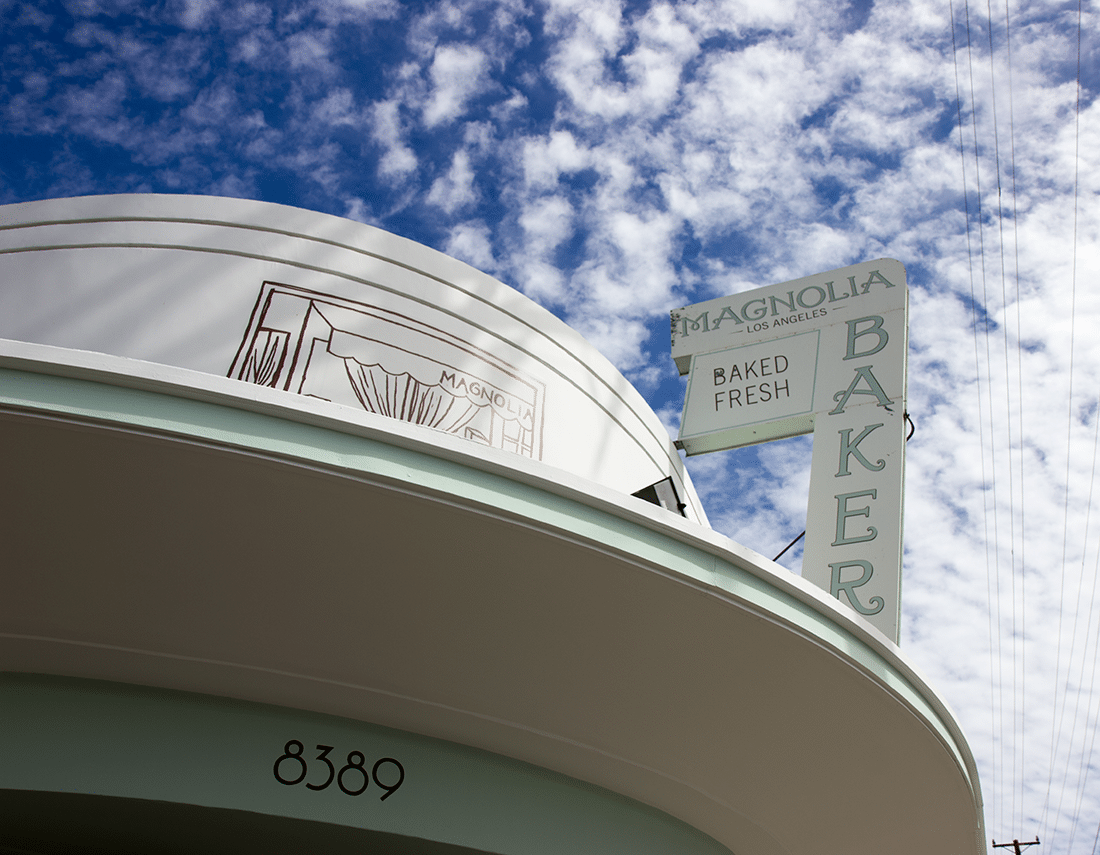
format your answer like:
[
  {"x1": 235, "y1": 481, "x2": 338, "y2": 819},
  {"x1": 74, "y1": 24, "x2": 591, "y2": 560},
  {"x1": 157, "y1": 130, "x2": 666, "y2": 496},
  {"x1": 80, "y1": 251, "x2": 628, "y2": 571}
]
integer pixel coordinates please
[{"x1": 3, "y1": 0, "x2": 1100, "y2": 849}]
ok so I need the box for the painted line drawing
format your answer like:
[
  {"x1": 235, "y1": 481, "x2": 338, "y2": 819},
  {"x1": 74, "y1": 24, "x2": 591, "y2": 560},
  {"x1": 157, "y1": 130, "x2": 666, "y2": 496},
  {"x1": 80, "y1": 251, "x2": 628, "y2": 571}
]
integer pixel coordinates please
[{"x1": 229, "y1": 282, "x2": 545, "y2": 459}]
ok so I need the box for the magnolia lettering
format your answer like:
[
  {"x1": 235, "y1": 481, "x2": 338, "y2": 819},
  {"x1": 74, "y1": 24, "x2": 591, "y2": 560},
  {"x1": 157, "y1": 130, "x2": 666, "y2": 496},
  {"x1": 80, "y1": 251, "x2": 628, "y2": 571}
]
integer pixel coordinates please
[
  {"x1": 675, "y1": 269, "x2": 897, "y2": 339},
  {"x1": 439, "y1": 370, "x2": 533, "y2": 426}
]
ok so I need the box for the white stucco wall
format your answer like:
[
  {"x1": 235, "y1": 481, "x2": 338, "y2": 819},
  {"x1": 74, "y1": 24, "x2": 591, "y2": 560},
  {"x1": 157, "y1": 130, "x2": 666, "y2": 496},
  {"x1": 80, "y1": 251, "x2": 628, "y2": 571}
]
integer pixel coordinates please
[{"x1": 0, "y1": 194, "x2": 704, "y2": 523}]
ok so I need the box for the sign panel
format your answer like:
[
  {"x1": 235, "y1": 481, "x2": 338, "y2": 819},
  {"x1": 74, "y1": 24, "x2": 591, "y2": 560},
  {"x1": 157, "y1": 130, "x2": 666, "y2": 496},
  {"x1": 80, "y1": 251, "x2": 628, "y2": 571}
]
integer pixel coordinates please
[
  {"x1": 672, "y1": 260, "x2": 908, "y2": 642},
  {"x1": 679, "y1": 329, "x2": 820, "y2": 453}
]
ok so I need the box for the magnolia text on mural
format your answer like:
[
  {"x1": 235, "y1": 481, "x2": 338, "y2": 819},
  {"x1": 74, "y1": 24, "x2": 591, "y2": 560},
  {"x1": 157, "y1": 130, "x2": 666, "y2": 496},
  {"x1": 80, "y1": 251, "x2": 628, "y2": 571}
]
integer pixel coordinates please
[
  {"x1": 439, "y1": 369, "x2": 536, "y2": 430},
  {"x1": 825, "y1": 315, "x2": 894, "y2": 616}
]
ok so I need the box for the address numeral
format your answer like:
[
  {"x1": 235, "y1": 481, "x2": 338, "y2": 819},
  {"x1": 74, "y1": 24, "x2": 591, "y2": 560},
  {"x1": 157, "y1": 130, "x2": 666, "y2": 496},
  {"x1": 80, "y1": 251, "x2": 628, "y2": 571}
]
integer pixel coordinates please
[{"x1": 273, "y1": 739, "x2": 403, "y2": 801}]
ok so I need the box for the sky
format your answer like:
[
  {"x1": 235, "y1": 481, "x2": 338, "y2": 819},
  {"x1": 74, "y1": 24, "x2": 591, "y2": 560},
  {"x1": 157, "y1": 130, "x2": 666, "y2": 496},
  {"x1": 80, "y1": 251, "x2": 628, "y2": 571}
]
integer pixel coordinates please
[{"x1": 2, "y1": 0, "x2": 1099, "y2": 849}]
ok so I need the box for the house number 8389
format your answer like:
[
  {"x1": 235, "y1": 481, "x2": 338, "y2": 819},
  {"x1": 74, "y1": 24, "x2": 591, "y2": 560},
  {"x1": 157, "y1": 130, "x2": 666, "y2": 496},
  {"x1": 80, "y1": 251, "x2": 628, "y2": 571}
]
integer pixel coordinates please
[{"x1": 273, "y1": 739, "x2": 404, "y2": 800}]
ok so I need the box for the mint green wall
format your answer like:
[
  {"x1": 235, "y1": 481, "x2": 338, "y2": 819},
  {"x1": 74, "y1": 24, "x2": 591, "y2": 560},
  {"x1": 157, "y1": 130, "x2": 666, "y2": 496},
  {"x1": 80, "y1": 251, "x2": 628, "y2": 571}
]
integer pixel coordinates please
[{"x1": 0, "y1": 674, "x2": 731, "y2": 855}]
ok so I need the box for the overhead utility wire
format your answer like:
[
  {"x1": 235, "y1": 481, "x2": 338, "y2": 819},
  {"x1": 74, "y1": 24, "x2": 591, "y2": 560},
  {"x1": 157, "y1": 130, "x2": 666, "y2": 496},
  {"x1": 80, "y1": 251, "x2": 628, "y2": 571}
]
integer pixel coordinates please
[
  {"x1": 963, "y1": 0, "x2": 1010, "y2": 832},
  {"x1": 1067, "y1": 435, "x2": 1100, "y2": 849},
  {"x1": 953, "y1": 0, "x2": 1001, "y2": 833},
  {"x1": 1062, "y1": 529, "x2": 1100, "y2": 853},
  {"x1": 1041, "y1": 1, "x2": 1087, "y2": 842},
  {"x1": 984, "y1": 0, "x2": 1021, "y2": 827},
  {"x1": 1001, "y1": 0, "x2": 1027, "y2": 834},
  {"x1": 1051, "y1": 378, "x2": 1100, "y2": 845},
  {"x1": 1079, "y1": 655, "x2": 1100, "y2": 854}
]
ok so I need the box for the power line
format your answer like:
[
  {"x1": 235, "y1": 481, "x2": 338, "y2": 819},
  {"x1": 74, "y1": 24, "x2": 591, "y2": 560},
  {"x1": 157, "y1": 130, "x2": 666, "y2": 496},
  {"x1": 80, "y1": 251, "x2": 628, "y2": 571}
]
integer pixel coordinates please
[
  {"x1": 1000, "y1": 0, "x2": 1027, "y2": 833},
  {"x1": 983, "y1": 0, "x2": 1021, "y2": 826},
  {"x1": 1039, "y1": 0, "x2": 1085, "y2": 841},
  {"x1": 951, "y1": 0, "x2": 1002, "y2": 832},
  {"x1": 962, "y1": 0, "x2": 1010, "y2": 831}
]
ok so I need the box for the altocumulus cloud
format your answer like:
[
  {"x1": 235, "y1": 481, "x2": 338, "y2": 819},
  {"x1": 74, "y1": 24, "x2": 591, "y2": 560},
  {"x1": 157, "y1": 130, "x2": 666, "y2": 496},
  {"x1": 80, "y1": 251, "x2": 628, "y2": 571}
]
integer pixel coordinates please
[{"x1": 2, "y1": 0, "x2": 1100, "y2": 849}]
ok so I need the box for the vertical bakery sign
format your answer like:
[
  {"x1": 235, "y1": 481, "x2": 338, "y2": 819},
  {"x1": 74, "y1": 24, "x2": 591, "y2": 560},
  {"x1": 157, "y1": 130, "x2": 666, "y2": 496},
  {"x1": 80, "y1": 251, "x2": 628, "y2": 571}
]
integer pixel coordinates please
[{"x1": 672, "y1": 259, "x2": 908, "y2": 643}]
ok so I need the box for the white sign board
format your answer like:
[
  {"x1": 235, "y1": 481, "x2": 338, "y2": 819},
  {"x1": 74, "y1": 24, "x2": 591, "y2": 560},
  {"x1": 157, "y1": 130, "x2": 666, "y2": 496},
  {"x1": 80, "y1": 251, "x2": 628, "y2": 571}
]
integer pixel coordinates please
[{"x1": 672, "y1": 260, "x2": 908, "y2": 642}]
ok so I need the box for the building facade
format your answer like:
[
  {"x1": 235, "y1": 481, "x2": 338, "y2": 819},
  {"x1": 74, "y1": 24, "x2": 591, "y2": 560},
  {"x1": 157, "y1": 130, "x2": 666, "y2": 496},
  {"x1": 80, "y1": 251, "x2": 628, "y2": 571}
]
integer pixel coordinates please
[{"x1": 0, "y1": 195, "x2": 984, "y2": 854}]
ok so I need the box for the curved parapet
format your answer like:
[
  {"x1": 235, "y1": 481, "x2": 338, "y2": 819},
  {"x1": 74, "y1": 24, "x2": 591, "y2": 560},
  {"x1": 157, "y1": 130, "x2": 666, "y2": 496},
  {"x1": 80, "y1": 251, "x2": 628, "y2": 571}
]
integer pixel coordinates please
[{"x1": 0, "y1": 194, "x2": 702, "y2": 522}]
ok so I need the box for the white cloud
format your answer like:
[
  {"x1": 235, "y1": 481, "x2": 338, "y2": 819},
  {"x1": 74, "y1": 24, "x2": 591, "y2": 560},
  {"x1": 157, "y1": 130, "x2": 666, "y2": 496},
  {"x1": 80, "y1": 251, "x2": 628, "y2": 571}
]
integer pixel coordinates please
[
  {"x1": 311, "y1": 0, "x2": 401, "y2": 25},
  {"x1": 427, "y1": 149, "x2": 478, "y2": 212},
  {"x1": 584, "y1": 207, "x2": 681, "y2": 312},
  {"x1": 286, "y1": 30, "x2": 333, "y2": 72},
  {"x1": 519, "y1": 259, "x2": 568, "y2": 304},
  {"x1": 232, "y1": 31, "x2": 266, "y2": 63},
  {"x1": 283, "y1": 140, "x2": 344, "y2": 193},
  {"x1": 311, "y1": 88, "x2": 359, "y2": 126},
  {"x1": 343, "y1": 197, "x2": 374, "y2": 224},
  {"x1": 15, "y1": 4, "x2": 54, "y2": 28},
  {"x1": 519, "y1": 194, "x2": 574, "y2": 256},
  {"x1": 521, "y1": 130, "x2": 589, "y2": 188},
  {"x1": 177, "y1": 0, "x2": 217, "y2": 29},
  {"x1": 569, "y1": 313, "x2": 650, "y2": 371},
  {"x1": 423, "y1": 44, "x2": 491, "y2": 127},
  {"x1": 491, "y1": 88, "x2": 528, "y2": 122},
  {"x1": 678, "y1": 0, "x2": 802, "y2": 33},
  {"x1": 183, "y1": 83, "x2": 238, "y2": 126},
  {"x1": 445, "y1": 221, "x2": 498, "y2": 271},
  {"x1": 371, "y1": 100, "x2": 418, "y2": 179},
  {"x1": 221, "y1": 3, "x2": 272, "y2": 30},
  {"x1": 205, "y1": 171, "x2": 253, "y2": 198},
  {"x1": 544, "y1": 0, "x2": 700, "y2": 120}
]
